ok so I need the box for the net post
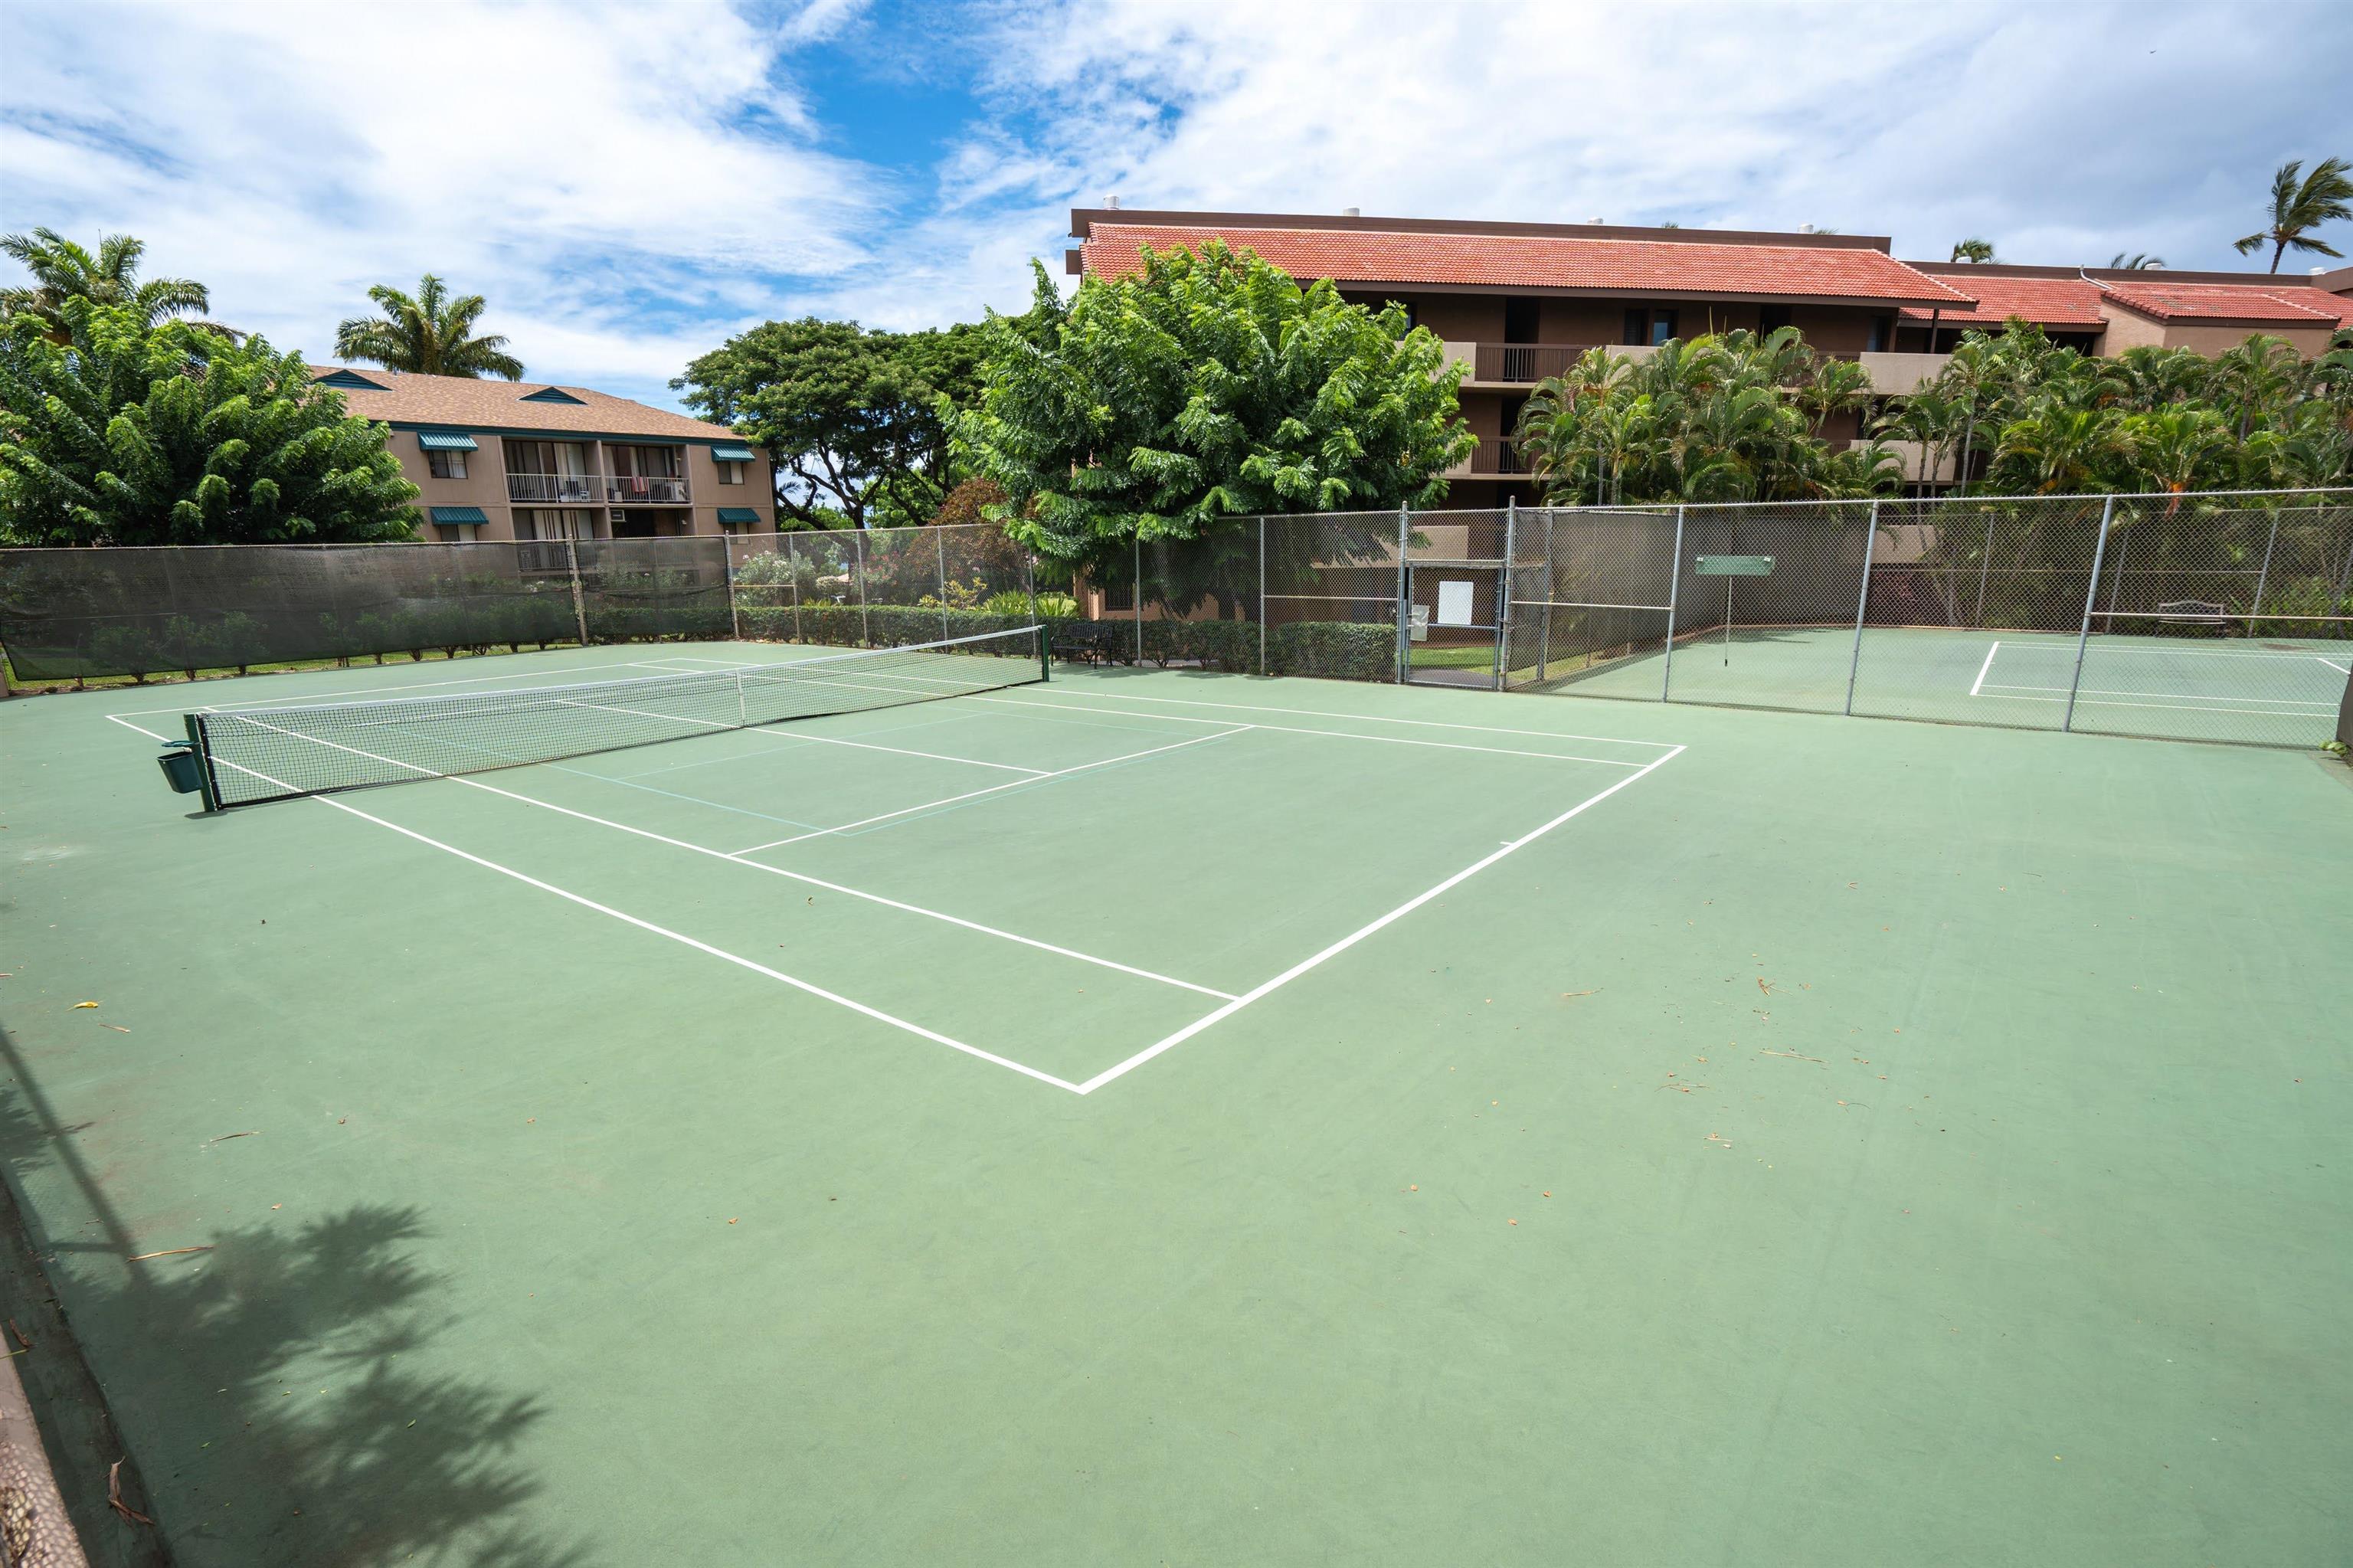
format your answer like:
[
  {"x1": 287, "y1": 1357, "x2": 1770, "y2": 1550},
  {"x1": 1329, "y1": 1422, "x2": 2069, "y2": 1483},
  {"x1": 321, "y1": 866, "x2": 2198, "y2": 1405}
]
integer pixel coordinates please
[
  {"x1": 1257, "y1": 516, "x2": 1268, "y2": 677},
  {"x1": 1495, "y1": 497, "x2": 1517, "y2": 690},
  {"x1": 565, "y1": 538, "x2": 589, "y2": 647},
  {"x1": 1038, "y1": 623, "x2": 1051, "y2": 683},
  {"x1": 2062, "y1": 494, "x2": 2118, "y2": 733},
  {"x1": 735, "y1": 668, "x2": 748, "y2": 725},
  {"x1": 183, "y1": 712, "x2": 222, "y2": 813},
  {"x1": 1844, "y1": 499, "x2": 1879, "y2": 715},
  {"x1": 1394, "y1": 506, "x2": 1410, "y2": 683},
  {"x1": 1661, "y1": 506, "x2": 1686, "y2": 700},
  {"x1": 2247, "y1": 505, "x2": 2282, "y2": 637}
]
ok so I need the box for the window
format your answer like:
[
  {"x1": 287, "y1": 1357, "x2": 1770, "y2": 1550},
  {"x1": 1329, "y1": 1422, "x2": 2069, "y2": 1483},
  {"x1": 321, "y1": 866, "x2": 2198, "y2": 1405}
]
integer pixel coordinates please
[
  {"x1": 1503, "y1": 297, "x2": 1541, "y2": 345},
  {"x1": 718, "y1": 460, "x2": 745, "y2": 486},
  {"x1": 427, "y1": 448, "x2": 467, "y2": 480},
  {"x1": 1866, "y1": 316, "x2": 1893, "y2": 353},
  {"x1": 1100, "y1": 580, "x2": 1134, "y2": 612},
  {"x1": 1758, "y1": 304, "x2": 1792, "y2": 336},
  {"x1": 1622, "y1": 306, "x2": 1678, "y2": 346}
]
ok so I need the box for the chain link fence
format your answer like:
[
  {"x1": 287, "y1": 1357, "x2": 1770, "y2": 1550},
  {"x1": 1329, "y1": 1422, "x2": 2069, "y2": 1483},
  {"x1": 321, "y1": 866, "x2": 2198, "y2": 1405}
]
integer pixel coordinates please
[{"x1": 6, "y1": 495, "x2": 2347, "y2": 747}]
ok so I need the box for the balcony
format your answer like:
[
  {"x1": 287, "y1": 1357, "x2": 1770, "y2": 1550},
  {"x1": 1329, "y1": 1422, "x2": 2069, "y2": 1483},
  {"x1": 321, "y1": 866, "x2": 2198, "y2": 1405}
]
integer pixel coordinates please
[
  {"x1": 507, "y1": 473, "x2": 601, "y2": 503},
  {"x1": 1442, "y1": 341, "x2": 1945, "y2": 393},
  {"x1": 604, "y1": 476, "x2": 689, "y2": 505},
  {"x1": 1444, "y1": 440, "x2": 1531, "y2": 480}
]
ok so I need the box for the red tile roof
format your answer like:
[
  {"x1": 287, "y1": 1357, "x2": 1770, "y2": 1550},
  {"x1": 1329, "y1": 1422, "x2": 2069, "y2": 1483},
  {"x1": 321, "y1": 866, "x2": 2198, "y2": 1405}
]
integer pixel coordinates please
[
  {"x1": 1898, "y1": 274, "x2": 2106, "y2": 326},
  {"x1": 2096, "y1": 280, "x2": 2343, "y2": 325},
  {"x1": 1078, "y1": 223, "x2": 1975, "y2": 308}
]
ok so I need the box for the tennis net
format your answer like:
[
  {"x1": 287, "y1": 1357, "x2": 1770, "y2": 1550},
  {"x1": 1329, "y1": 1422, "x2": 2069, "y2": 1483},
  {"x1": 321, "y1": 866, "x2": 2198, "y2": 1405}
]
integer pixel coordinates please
[{"x1": 186, "y1": 625, "x2": 1046, "y2": 808}]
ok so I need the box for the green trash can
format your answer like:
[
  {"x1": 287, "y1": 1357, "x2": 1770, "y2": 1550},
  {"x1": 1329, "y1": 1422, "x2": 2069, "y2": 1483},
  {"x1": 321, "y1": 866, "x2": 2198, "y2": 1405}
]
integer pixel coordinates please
[{"x1": 157, "y1": 742, "x2": 205, "y2": 795}]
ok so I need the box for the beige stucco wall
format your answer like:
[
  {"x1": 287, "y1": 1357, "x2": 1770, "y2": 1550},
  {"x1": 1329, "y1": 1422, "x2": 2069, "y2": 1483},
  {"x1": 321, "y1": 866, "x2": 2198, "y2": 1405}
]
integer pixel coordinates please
[
  {"x1": 2096, "y1": 304, "x2": 2335, "y2": 358},
  {"x1": 390, "y1": 429, "x2": 775, "y2": 542}
]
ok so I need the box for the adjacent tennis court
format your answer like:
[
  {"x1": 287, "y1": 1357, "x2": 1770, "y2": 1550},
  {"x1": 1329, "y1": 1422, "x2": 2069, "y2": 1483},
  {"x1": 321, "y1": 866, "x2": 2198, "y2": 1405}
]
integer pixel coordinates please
[{"x1": 2, "y1": 636, "x2": 2348, "y2": 1566}]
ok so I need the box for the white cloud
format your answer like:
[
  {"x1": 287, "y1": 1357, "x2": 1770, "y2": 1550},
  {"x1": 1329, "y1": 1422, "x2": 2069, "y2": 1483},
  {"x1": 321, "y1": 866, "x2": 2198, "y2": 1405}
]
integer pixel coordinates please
[{"x1": 5, "y1": 0, "x2": 2347, "y2": 415}]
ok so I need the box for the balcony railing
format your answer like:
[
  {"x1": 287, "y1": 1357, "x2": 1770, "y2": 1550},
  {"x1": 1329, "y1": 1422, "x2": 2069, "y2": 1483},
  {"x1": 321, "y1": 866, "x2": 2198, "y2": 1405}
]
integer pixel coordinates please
[
  {"x1": 1441, "y1": 340, "x2": 1938, "y2": 391},
  {"x1": 507, "y1": 473, "x2": 601, "y2": 503},
  {"x1": 605, "y1": 476, "x2": 689, "y2": 505},
  {"x1": 1445, "y1": 440, "x2": 1530, "y2": 479}
]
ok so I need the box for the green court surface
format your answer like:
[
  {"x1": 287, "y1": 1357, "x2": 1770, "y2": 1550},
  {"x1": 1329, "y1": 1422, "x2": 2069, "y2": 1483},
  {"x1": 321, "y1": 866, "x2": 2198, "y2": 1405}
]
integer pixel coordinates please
[
  {"x1": 2, "y1": 640, "x2": 2349, "y2": 1566},
  {"x1": 1527, "y1": 624, "x2": 2353, "y2": 747}
]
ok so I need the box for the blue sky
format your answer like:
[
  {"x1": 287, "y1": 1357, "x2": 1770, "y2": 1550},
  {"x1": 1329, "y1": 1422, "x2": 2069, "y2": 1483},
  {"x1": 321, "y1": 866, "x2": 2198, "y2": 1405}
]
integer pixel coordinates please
[{"x1": 5, "y1": 0, "x2": 2351, "y2": 413}]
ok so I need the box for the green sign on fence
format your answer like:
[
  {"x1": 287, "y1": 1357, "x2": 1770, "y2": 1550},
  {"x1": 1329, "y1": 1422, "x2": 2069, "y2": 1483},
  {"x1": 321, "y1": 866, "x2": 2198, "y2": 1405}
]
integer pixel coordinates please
[{"x1": 1694, "y1": 555, "x2": 1775, "y2": 577}]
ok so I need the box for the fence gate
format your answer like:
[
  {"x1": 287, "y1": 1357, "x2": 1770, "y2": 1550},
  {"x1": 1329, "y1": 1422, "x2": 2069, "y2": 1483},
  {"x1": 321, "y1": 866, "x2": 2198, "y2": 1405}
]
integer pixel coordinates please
[{"x1": 1402, "y1": 509, "x2": 1510, "y2": 687}]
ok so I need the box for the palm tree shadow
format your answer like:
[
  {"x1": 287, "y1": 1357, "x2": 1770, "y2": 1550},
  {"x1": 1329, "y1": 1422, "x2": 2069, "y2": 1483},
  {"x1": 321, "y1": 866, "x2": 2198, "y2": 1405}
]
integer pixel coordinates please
[{"x1": 0, "y1": 1034, "x2": 597, "y2": 1567}]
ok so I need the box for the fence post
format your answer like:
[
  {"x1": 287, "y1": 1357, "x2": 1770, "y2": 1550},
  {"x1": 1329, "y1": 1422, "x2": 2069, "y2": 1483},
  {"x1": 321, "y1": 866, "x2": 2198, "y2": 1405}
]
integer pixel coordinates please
[
  {"x1": 2247, "y1": 507, "x2": 2283, "y2": 637},
  {"x1": 1844, "y1": 500, "x2": 1880, "y2": 715},
  {"x1": 936, "y1": 525, "x2": 951, "y2": 640},
  {"x1": 1257, "y1": 516, "x2": 1268, "y2": 677},
  {"x1": 2062, "y1": 494, "x2": 2119, "y2": 733},
  {"x1": 726, "y1": 535, "x2": 743, "y2": 643},
  {"x1": 1495, "y1": 496, "x2": 1517, "y2": 690},
  {"x1": 1661, "y1": 506, "x2": 1686, "y2": 701},
  {"x1": 788, "y1": 532, "x2": 804, "y2": 644},
  {"x1": 1133, "y1": 532, "x2": 1144, "y2": 664},
  {"x1": 564, "y1": 537, "x2": 590, "y2": 647},
  {"x1": 1395, "y1": 506, "x2": 1411, "y2": 683},
  {"x1": 1536, "y1": 508, "x2": 1554, "y2": 684},
  {"x1": 855, "y1": 529, "x2": 871, "y2": 647},
  {"x1": 1971, "y1": 503, "x2": 1997, "y2": 627}
]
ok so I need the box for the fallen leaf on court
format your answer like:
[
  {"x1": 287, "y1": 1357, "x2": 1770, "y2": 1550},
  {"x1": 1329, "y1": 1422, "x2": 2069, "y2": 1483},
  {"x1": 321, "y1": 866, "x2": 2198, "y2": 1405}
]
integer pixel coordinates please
[
  {"x1": 1409, "y1": 1184, "x2": 1418, "y2": 1192},
  {"x1": 1560, "y1": 989, "x2": 1599, "y2": 999},
  {"x1": 72, "y1": 1001, "x2": 98, "y2": 1009},
  {"x1": 205, "y1": 1131, "x2": 257, "y2": 1144},
  {"x1": 727, "y1": 1217, "x2": 738, "y2": 1225},
  {"x1": 1541, "y1": 1191, "x2": 1551, "y2": 1198},
  {"x1": 1757, "y1": 978, "x2": 1777, "y2": 997},
  {"x1": 126, "y1": 1246, "x2": 212, "y2": 1262},
  {"x1": 1507, "y1": 1219, "x2": 1517, "y2": 1226},
  {"x1": 108, "y1": 1459, "x2": 152, "y2": 1525},
  {"x1": 103, "y1": 1023, "x2": 131, "y2": 1033}
]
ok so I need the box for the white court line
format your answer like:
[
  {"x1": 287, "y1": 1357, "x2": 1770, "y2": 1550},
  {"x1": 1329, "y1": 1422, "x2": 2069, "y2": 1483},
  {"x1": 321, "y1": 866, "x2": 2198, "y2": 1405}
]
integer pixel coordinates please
[
  {"x1": 974, "y1": 694, "x2": 1648, "y2": 768},
  {"x1": 198, "y1": 712, "x2": 1234, "y2": 1002},
  {"x1": 1003, "y1": 686, "x2": 1681, "y2": 749},
  {"x1": 1981, "y1": 682, "x2": 2333, "y2": 708},
  {"x1": 2320, "y1": 657, "x2": 2351, "y2": 676},
  {"x1": 106, "y1": 656, "x2": 701, "y2": 718},
  {"x1": 732, "y1": 727, "x2": 1252, "y2": 853},
  {"x1": 1983, "y1": 643, "x2": 2346, "y2": 663},
  {"x1": 127, "y1": 715, "x2": 1084, "y2": 1092},
  {"x1": 1970, "y1": 640, "x2": 2001, "y2": 697},
  {"x1": 1073, "y1": 742, "x2": 1688, "y2": 1095},
  {"x1": 1965, "y1": 689, "x2": 2330, "y2": 719}
]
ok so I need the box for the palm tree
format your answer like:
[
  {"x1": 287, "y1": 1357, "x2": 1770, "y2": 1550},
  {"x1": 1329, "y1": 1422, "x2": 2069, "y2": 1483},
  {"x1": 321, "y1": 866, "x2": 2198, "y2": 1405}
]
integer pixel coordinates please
[
  {"x1": 1949, "y1": 238, "x2": 1996, "y2": 264},
  {"x1": 2233, "y1": 156, "x2": 2353, "y2": 273},
  {"x1": 333, "y1": 273, "x2": 524, "y2": 378},
  {"x1": 0, "y1": 227, "x2": 230, "y2": 341},
  {"x1": 2106, "y1": 252, "x2": 2165, "y2": 270}
]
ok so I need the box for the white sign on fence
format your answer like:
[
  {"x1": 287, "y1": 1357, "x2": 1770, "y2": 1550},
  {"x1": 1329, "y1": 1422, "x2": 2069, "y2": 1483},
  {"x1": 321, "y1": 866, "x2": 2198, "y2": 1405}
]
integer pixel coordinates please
[{"x1": 1436, "y1": 580, "x2": 1475, "y2": 627}]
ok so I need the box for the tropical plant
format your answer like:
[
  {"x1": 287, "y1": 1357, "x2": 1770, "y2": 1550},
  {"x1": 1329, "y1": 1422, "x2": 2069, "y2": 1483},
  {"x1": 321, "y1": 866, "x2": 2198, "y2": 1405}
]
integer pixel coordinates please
[
  {"x1": 954, "y1": 243, "x2": 1469, "y2": 612},
  {"x1": 2106, "y1": 252, "x2": 2166, "y2": 270},
  {"x1": 1949, "y1": 238, "x2": 1997, "y2": 264},
  {"x1": 674, "y1": 318, "x2": 985, "y2": 529},
  {"x1": 333, "y1": 273, "x2": 523, "y2": 378},
  {"x1": 0, "y1": 299, "x2": 418, "y2": 545},
  {"x1": 1514, "y1": 327, "x2": 1894, "y2": 504},
  {"x1": 2233, "y1": 156, "x2": 2353, "y2": 273},
  {"x1": 0, "y1": 227, "x2": 231, "y2": 340}
]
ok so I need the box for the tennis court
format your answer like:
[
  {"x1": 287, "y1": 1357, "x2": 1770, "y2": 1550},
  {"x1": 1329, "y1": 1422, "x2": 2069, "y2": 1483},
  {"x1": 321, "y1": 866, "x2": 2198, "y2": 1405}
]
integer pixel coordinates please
[{"x1": 3, "y1": 634, "x2": 2350, "y2": 1565}]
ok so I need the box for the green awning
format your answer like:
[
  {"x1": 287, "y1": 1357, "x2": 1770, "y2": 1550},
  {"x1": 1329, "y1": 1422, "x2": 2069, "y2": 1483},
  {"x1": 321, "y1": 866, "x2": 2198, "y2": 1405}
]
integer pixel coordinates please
[
  {"x1": 710, "y1": 444, "x2": 755, "y2": 463},
  {"x1": 416, "y1": 430, "x2": 479, "y2": 452},
  {"x1": 716, "y1": 508, "x2": 761, "y2": 525},
  {"x1": 429, "y1": 506, "x2": 489, "y2": 525}
]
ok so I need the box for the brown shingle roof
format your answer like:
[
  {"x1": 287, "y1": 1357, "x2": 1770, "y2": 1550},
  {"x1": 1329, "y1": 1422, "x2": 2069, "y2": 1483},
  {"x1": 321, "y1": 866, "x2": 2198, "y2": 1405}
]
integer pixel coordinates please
[
  {"x1": 2094, "y1": 280, "x2": 2342, "y2": 325},
  {"x1": 307, "y1": 365, "x2": 746, "y2": 441},
  {"x1": 1078, "y1": 222, "x2": 1975, "y2": 308}
]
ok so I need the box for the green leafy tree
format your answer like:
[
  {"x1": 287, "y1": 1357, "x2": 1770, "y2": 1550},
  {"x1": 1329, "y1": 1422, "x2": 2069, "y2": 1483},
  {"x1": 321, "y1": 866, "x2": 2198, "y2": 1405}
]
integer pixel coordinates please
[
  {"x1": 2106, "y1": 252, "x2": 2165, "y2": 270},
  {"x1": 1514, "y1": 327, "x2": 1895, "y2": 504},
  {"x1": 2233, "y1": 156, "x2": 2353, "y2": 273},
  {"x1": 1949, "y1": 238, "x2": 1997, "y2": 264},
  {"x1": 953, "y1": 244, "x2": 1470, "y2": 611},
  {"x1": 334, "y1": 273, "x2": 523, "y2": 378},
  {"x1": 0, "y1": 227, "x2": 233, "y2": 340},
  {"x1": 0, "y1": 300, "x2": 419, "y2": 545},
  {"x1": 673, "y1": 319, "x2": 983, "y2": 529}
]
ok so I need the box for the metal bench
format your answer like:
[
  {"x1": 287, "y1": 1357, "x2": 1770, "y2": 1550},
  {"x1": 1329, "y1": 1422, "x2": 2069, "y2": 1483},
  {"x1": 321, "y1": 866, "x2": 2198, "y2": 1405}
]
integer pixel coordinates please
[
  {"x1": 1049, "y1": 622, "x2": 1127, "y2": 666},
  {"x1": 2155, "y1": 598, "x2": 2228, "y2": 627}
]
